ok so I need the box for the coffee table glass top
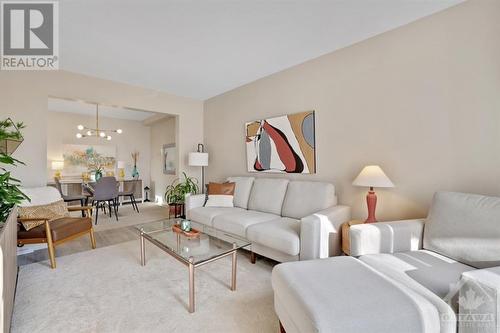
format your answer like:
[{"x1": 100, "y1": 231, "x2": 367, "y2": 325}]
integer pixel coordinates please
[{"x1": 135, "y1": 219, "x2": 250, "y2": 265}]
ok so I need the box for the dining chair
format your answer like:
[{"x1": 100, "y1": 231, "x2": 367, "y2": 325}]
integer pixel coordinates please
[
  {"x1": 92, "y1": 176, "x2": 119, "y2": 224},
  {"x1": 54, "y1": 177, "x2": 88, "y2": 216},
  {"x1": 118, "y1": 178, "x2": 140, "y2": 213}
]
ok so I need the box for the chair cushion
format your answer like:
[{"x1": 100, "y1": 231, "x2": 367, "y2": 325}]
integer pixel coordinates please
[
  {"x1": 272, "y1": 256, "x2": 445, "y2": 333},
  {"x1": 246, "y1": 218, "x2": 300, "y2": 256},
  {"x1": 423, "y1": 191, "x2": 500, "y2": 268},
  {"x1": 18, "y1": 217, "x2": 92, "y2": 242},
  {"x1": 247, "y1": 178, "x2": 289, "y2": 215},
  {"x1": 281, "y1": 181, "x2": 336, "y2": 219},
  {"x1": 212, "y1": 210, "x2": 279, "y2": 237},
  {"x1": 188, "y1": 207, "x2": 245, "y2": 226},
  {"x1": 226, "y1": 177, "x2": 254, "y2": 209},
  {"x1": 18, "y1": 200, "x2": 69, "y2": 230},
  {"x1": 359, "y1": 250, "x2": 475, "y2": 299}
]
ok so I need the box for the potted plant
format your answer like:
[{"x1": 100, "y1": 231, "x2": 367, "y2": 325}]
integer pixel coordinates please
[
  {"x1": 164, "y1": 172, "x2": 199, "y2": 205},
  {"x1": 0, "y1": 119, "x2": 28, "y2": 224}
]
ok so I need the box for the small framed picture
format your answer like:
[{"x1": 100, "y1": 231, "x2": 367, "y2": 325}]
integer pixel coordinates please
[{"x1": 163, "y1": 143, "x2": 176, "y2": 175}]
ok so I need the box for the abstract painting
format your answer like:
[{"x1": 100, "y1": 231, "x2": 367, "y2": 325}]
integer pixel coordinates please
[
  {"x1": 62, "y1": 144, "x2": 116, "y2": 176},
  {"x1": 163, "y1": 143, "x2": 176, "y2": 175},
  {"x1": 245, "y1": 111, "x2": 316, "y2": 174}
]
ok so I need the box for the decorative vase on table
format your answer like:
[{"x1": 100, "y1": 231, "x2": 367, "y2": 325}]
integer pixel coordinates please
[
  {"x1": 132, "y1": 165, "x2": 139, "y2": 178},
  {"x1": 95, "y1": 170, "x2": 103, "y2": 181}
]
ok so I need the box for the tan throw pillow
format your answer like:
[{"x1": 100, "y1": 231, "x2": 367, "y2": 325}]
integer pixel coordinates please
[
  {"x1": 18, "y1": 200, "x2": 69, "y2": 231},
  {"x1": 207, "y1": 182, "x2": 236, "y2": 195},
  {"x1": 205, "y1": 182, "x2": 235, "y2": 207}
]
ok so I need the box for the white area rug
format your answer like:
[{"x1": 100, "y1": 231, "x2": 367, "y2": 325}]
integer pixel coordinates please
[
  {"x1": 93, "y1": 203, "x2": 169, "y2": 231},
  {"x1": 13, "y1": 240, "x2": 278, "y2": 333}
]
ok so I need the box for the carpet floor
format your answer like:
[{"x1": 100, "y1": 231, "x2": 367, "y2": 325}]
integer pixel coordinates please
[
  {"x1": 93, "y1": 203, "x2": 169, "y2": 231},
  {"x1": 12, "y1": 239, "x2": 278, "y2": 333}
]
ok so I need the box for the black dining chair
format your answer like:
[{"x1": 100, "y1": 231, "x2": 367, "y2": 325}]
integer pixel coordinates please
[
  {"x1": 92, "y1": 177, "x2": 119, "y2": 224},
  {"x1": 118, "y1": 178, "x2": 140, "y2": 213}
]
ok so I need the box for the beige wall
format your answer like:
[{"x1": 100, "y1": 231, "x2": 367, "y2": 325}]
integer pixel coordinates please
[
  {"x1": 0, "y1": 70, "x2": 203, "y2": 187},
  {"x1": 150, "y1": 116, "x2": 177, "y2": 202},
  {"x1": 46, "y1": 111, "x2": 152, "y2": 184},
  {"x1": 204, "y1": 0, "x2": 500, "y2": 221}
]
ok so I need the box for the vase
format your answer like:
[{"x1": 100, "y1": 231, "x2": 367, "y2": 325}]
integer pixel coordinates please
[
  {"x1": 132, "y1": 165, "x2": 139, "y2": 178},
  {"x1": 95, "y1": 170, "x2": 103, "y2": 181}
]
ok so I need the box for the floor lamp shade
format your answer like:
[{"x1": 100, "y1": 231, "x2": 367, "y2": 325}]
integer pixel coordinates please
[
  {"x1": 189, "y1": 152, "x2": 209, "y2": 194},
  {"x1": 188, "y1": 152, "x2": 209, "y2": 167}
]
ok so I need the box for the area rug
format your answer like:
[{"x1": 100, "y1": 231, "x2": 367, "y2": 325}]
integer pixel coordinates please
[
  {"x1": 92, "y1": 203, "x2": 169, "y2": 231},
  {"x1": 12, "y1": 239, "x2": 278, "y2": 333}
]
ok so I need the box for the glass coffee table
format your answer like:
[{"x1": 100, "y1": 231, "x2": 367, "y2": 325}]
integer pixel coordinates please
[{"x1": 134, "y1": 219, "x2": 251, "y2": 313}]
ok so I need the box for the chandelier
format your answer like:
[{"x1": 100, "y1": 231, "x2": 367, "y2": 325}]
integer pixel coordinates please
[{"x1": 75, "y1": 104, "x2": 123, "y2": 141}]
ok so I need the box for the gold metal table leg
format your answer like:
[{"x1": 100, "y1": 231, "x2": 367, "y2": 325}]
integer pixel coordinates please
[
  {"x1": 140, "y1": 229, "x2": 146, "y2": 266},
  {"x1": 188, "y1": 256, "x2": 195, "y2": 313},
  {"x1": 231, "y1": 243, "x2": 237, "y2": 291}
]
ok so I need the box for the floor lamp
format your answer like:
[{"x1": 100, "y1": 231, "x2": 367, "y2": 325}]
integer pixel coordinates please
[{"x1": 188, "y1": 144, "x2": 209, "y2": 193}]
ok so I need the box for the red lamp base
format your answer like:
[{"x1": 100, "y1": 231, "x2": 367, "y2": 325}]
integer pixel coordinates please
[{"x1": 365, "y1": 189, "x2": 378, "y2": 223}]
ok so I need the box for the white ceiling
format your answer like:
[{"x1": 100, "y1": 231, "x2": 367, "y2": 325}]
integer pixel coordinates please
[
  {"x1": 60, "y1": 0, "x2": 463, "y2": 100},
  {"x1": 48, "y1": 97, "x2": 157, "y2": 121}
]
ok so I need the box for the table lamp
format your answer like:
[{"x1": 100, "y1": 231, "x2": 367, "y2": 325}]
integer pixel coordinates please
[
  {"x1": 51, "y1": 160, "x2": 64, "y2": 179},
  {"x1": 117, "y1": 161, "x2": 126, "y2": 179},
  {"x1": 188, "y1": 144, "x2": 208, "y2": 193},
  {"x1": 352, "y1": 165, "x2": 394, "y2": 223}
]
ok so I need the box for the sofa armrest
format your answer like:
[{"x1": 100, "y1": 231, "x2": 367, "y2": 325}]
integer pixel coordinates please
[
  {"x1": 459, "y1": 267, "x2": 500, "y2": 330},
  {"x1": 300, "y1": 205, "x2": 351, "y2": 260},
  {"x1": 185, "y1": 194, "x2": 206, "y2": 216},
  {"x1": 349, "y1": 219, "x2": 425, "y2": 257}
]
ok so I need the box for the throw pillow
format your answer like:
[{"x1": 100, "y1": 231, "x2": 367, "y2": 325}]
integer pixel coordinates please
[
  {"x1": 205, "y1": 182, "x2": 235, "y2": 208},
  {"x1": 18, "y1": 200, "x2": 69, "y2": 231}
]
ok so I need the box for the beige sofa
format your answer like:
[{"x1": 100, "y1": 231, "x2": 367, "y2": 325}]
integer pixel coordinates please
[{"x1": 185, "y1": 176, "x2": 351, "y2": 262}]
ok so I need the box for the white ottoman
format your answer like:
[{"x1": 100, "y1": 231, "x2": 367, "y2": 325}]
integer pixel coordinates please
[{"x1": 271, "y1": 256, "x2": 442, "y2": 333}]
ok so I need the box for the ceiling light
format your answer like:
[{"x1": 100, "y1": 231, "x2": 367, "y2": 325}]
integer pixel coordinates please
[{"x1": 75, "y1": 104, "x2": 123, "y2": 140}]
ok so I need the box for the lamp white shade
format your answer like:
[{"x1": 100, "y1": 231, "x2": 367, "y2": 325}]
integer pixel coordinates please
[
  {"x1": 51, "y1": 160, "x2": 64, "y2": 170},
  {"x1": 188, "y1": 152, "x2": 208, "y2": 166},
  {"x1": 352, "y1": 165, "x2": 394, "y2": 188},
  {"x1": 117, "y1": 161, "x2": 126, "y2": 169}
]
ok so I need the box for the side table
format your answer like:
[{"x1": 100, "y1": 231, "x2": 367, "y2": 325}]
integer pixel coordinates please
[
  {"x1": 168, "y1": 202, "x2": 185, "y2": 219},
  {"x1": 341, "y1": 220, "x2": 364, "y2": 255}
]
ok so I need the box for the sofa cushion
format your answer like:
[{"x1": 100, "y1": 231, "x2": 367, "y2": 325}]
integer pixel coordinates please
[
  {"x1": 423, "y1": 191, "x2": 500, "y2": 268},
  {"x1": 272, "y1": 256, "x2": 446, "y2": 333},
  {"x1": 226, "y1": 177, "x2": 254, "y2": 209},
  {"x1": 247, "y1": 178, "x2": 289, "y2": 215},
  {"x1": 359, "y1": 250, "x2": 475, "y2": 299},
  {"x1": 188, "y1": 207, "x2": 245, "y2": 226},
  {"x1": 212, "y1": 210, "x2": 279, "y2": 237},
  {"x1": 281, "y1": 181, "x2": 336, "y2": 219},
  {"x1": 247, "y1": 218, "x2": 300, "y2": 256}
]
